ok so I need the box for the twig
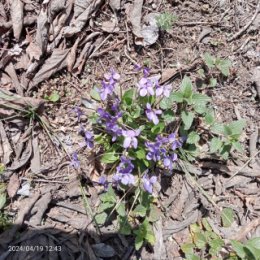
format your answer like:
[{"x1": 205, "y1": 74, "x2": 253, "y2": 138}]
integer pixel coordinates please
[
  {"x1": 90, "y1": 39, "x2": 125, "y2": 58},
  {"x1": 88, "y1": 34, "x2": 113, "y2": 59},
  {"x1": 124, "y1": 46, "x2": 138, "y2": 64},
  {"x1": 226, "y1": 150, "x2": 260, "y2": 182},
  {"x1": 228, "y1": 0, "x2": 260, "y2": 42}
]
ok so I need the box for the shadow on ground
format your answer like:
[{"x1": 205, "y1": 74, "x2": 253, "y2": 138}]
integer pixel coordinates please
[{"x1": 0, "y1": 224, "x2": 137, "y2": 260}]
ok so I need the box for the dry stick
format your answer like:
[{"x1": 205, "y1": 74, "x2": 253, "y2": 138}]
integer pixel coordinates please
[
  {"x1": 124, "y1": 46, "x2": 138, "y2": 64},
  {"x1": 228, "y1": 0, "x2": 260, "y2": 42},
  {"x1": 226, "y1": 150, "x2": 260, "y2": 182},
  {"x1": 88, "y1": 34, "x2": 113, "y2": 59}
]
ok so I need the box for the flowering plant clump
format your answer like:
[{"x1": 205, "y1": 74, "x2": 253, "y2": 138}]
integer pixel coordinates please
[{"x1": 73, "y1": 65, "x2": 246, "y2": 250}]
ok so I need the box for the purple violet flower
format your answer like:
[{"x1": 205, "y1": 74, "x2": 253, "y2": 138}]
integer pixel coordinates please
[
  {"x1": 116, "y1": 156, "x2": 134, "y2": 174},
  {"x1": 72, "y1": 106, "x2": 83, "y2": 121},
  {"x1": 98, "y1": 69, "x2": 120, "y2": 101},
  {"x1": 85, "y1": 131, "x2": 94, "y2": 148},
  {"x1": 155, "y1": 84, "x2": 171, "y2": 97},
  {"x1": 142, "y1": 174, "x2": 157, "y2": 194},
  {"x1": 113, "y1": 156, "x2": 135, "y2": 186},
  {"x1": 163, "y1": 154, "x2": 178, "y2": 171},
  {"x1": 99, "y1": 176, "x2": 109, "y2": 190},
  {"x1": 134, "y1": 64, "x2": 142, "y2": 71},
  {"x1": 104, "y1": 69, "x2": 120, "y2": 84},
  {"x1": 168, "y1": 133, "x2": 183, "y2": 150},
  {"x1": 143, "y1": 67, "x2": 150, "y2": 77},
  {"x1": 145, "y1": 103, "x2": 162, "y2": 125},
  {"x1": 70, "y1": 152, "x2": 80, "y2": 169},
  {"x1": 137, "y1": 78, "x2": 154, "y2": 97},
  {"x1": 146, "y1": 142, "x2": 161, "y2": 162},
  {"x1": 98, "y1": 80, "x2": 114, "y2": 101},
  {"x1": 122, "y1": 129, "x2": 141, "y2": 149}
]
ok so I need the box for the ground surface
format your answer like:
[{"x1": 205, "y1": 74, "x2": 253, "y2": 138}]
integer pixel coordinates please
[{"x1": 0, "y1": 0, "x2": 260, "y2": 259}]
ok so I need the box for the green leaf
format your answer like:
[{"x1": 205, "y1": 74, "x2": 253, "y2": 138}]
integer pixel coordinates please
[
  {"x1": 90, "y1": 87, "x2": 101, "y2": 101},
  {"x1": 101, "y1": 152, "x2": 119, "y2": 164},
  {"x1": 221, "y1": 208, "x2": 235, "y2": 227},
  {"x1": 203, "y1": 53, "x2": 215, "y2": 68},
  {"x1": 227, "y1": 119, "x2": 246, "y2": 136},
  {"x1": 246, "y1": 237, "x2": 260, "y2": 250},
  {"x1": 171, "y1": 91, "x2": 184, "y2": 103},
  {"x1": 181, "y1": 111, "x2": 194, "y2": 130},
  {"x1": 100, "y1": 186, "x2": 117, "y2": 203},
  {"x1": 190, "y1": 223, "x2": 201, "y2": 234},
  {"x1": 187, "y1": 131, "x2": 200, "y2": 144},
  {"x1": 95, "y1": 212, "x2": 107, "y2": 225},
  {"x1": 194, "y1": 104, "x2": 207, "y2": 114},
  {"x1": 211, "y1": 123, "x2": 225, "y2": 135},
  {"x1": 194, "y1": 232, "x2": 207, "y2": 249},
  {"x1": 98, "y1": 201, "x2": 115, "y2": 211},
  {"x1": 185, "y1": 254, "x2": 201, "y2": 260},
  {"x1": 162, "y1": 110, "x2": 175, "y2": 123},
  {"x1": 160, "y1": 96, "x2": 174, "y2": 109},
  {"x1": 133, "y1": 204, "x2": 147, "y2": 217},
  {"x1": 230, "y1": 240, "x2": 246, "y2": 259},
  {"x1": 47, "y1": 91, "x2": 60, "y2": 102},
  {"x1": 202, "y1": 218, "x2": 213, "y2": 232},
  {"x1": 216, "y1": 58, "x2": 232, "y2": 76},
  {"x1": 131, "y1": 105, "x2": 141, "y2": 118},
  {"x1": 220, "y1": 144, "x2": 231, "y2": 160},
  {"x1": 148, "y1": 205, "x2": 161, "y2": 222},
  {"x1": 118, "y1": 216, "x2": 132, "y2": 235},
  {"x1": 210, "y1": 137, "x2": 223, "y2": 153},
  {"x1": 116, "y1": 203, "x2": 126, "y2": 217},
  {"x1": 209, "y1": 78, "x2": 217, "y2": 87},
  {"x1": 151, "y1": 122, "x2": 164, "y2": 134},
  {"x1": 208, "y1": 238, "x2": 224, "y2": 256},
  {"x1": 123, "y1": 89, "x2": 134, "y2": 106},
  {"x1": 181, "y1": 243, "x2": 195, "y2": 255},
  {"x1": 204, "y1": 112, "x2": 215, "y2": 125},
  {"x1": 232, "y1": 141, "x2": 243, "y2": 153},
  {"x1": 244, "y1": 245, "x2": 260, "y2": 260},
  {"x1": 135, "y1": 235, "x2": 144, "y2": 250},
  {"x1": 145, "y1": 229, "x2": 156, "y2": 245},
  {"x1": 180, "y1": 76, "x2": 193, "y2": 98},
  {"x1": 0, "y1": 193, "x2": 6, "y2": 210},
  {"x1": 192, "y1": 93, "x2": 211, "y2": 105},
  {"x1": 135, "y1": 147, "x2": 146, "y2": 160}
]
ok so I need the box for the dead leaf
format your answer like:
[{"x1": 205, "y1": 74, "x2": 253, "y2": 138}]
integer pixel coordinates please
[
  {"x1": 101, "y1": 18, "x2": 118, "y2": 33},
  {"x1": 4, "y1": 62, "x2": 23, "y2": 96},
  {"x1": 11, "y1": 0, "x2": 24, "y2": 40},
  {"x1": 63, "y1": 0, "x2": 104, "y2": 37},
  {"x1": 26, "y1": 42, "x2": 42, "y2": 61},
  {"x1": 8, "y1": 139, "x2": 32, "y2": 171},
  {"x1": 0, "y1": 121, "x2": 13, "y2": 165},
  {"x1": 29, "y1": 192, "x2": 52, "y2": 226},
  {"x1": 67, "y1": 38, "x2": 80, "y2": 72},
  {"x1": 74, "y1": 0, "x2": 91, "y2": 18},
  {"x1": 36, "y1": 6, "x2": 49, "y2": 55},
  {"x1": 30, "y1": 135, "x2": 41, "y2": 174},
  {"x1": 0, "y1": 72, "x2": 12, "y2": 90},
  {"x1": 49, "y1": 0, "x2": 66, "y2": 21},
  {"x1": 7, "y1": 174, "x2": 20, "y2": 198},
  {"x1": 142, "y1": 13, "x2": 159, "y2": 46},
  {"x1": 109, "y1": 0, "x2": 121, "y2": 12},
  {"x1": 30, "y1": 49, "x2": 70, "y2": 87},
  {"x1": 16, "y1": 53, "x2": 30, "y2": 70},
  {"x1": 127, "y1": 0, "x2": 144, "y2": 45}
]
